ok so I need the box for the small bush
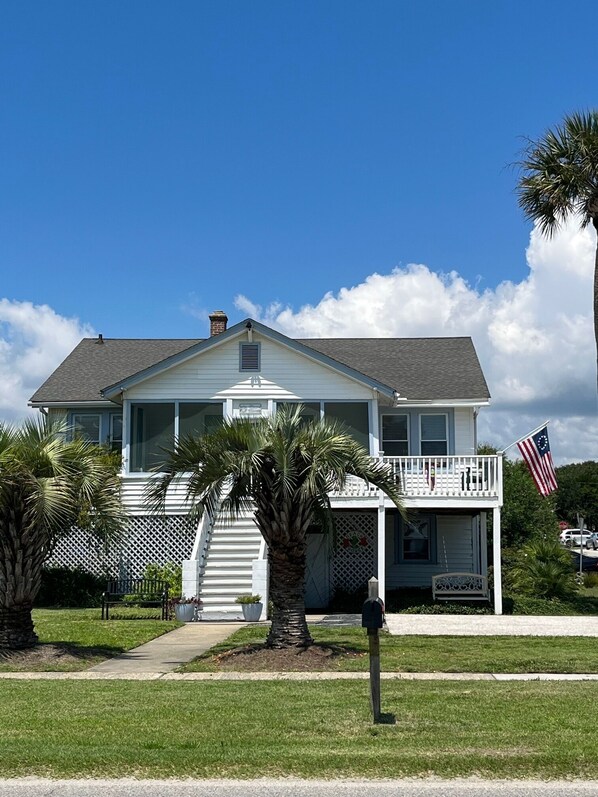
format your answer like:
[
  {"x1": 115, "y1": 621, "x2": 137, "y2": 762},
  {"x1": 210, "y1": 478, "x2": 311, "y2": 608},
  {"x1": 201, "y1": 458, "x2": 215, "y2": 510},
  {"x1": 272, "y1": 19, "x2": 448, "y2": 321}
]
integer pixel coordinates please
[
  {"x1": 142, "y1": 562, "x2": 182, "y2": 597},
  {"x1": 401, "y1": 603, "x2": 492, "y2": 615},
  {"x1": 36, "y1": 565, "x2": 106, "y2": 608},
  {"x1": 583, "y1": 572, "x2": 598, "y2": 589},
  {"x1": 509, "y1": 538, "x2": 576, "y2": 601}
]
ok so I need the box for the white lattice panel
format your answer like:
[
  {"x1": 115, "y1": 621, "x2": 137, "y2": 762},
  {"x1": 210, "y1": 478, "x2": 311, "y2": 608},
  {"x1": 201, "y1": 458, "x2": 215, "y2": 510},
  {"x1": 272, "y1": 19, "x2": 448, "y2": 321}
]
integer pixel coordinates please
[
  {"x1": 47, "y1": 516, "x2": 197, "y2": 578},
  {"x1": 331, "y1": 510, "x2": 376, "y2": 592}
]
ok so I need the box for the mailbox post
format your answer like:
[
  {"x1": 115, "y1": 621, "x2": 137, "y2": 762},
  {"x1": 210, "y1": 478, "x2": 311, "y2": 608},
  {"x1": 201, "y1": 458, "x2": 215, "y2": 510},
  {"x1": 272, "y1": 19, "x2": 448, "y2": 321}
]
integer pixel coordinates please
[{"x1": 362, "y1": 576, "x2": 384, "y2": 723}]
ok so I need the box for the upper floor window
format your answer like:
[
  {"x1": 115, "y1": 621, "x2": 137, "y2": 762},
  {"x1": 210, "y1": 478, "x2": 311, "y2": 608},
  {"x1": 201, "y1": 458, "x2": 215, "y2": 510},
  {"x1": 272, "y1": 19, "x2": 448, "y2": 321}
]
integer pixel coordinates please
[
  {"x1": 381, "y1": 414, "x2": 409, "y2": 456},
  {"x1": 72, "y1": 413, "x2": 100, "y2": 444},
  {"x1": 239, "y1": 342, "x2": 260, "y2": 372},
  {"x1": 420, "y1": 414, "x2": 448, "y2": 456}
]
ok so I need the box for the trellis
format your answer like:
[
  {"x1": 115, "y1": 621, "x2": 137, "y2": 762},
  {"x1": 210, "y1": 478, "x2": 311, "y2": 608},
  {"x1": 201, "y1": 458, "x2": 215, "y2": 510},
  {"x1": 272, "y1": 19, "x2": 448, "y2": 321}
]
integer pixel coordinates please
[
  {"x1": 47, "y1": 515, "x2": 196, "y2": 578},
  {"x1": 331, "y1": 510, "x2": 376, "y2": 593}
]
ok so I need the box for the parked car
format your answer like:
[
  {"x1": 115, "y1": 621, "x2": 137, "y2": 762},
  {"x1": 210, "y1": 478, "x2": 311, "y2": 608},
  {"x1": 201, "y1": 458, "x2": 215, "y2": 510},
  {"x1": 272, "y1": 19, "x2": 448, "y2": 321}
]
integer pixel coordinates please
[
  {"x1": 559, "y1": 529, "x2": 597, "y2": 550},
  {"x1": 569, "y1": 551, "x2": 598, "y2": 572}
]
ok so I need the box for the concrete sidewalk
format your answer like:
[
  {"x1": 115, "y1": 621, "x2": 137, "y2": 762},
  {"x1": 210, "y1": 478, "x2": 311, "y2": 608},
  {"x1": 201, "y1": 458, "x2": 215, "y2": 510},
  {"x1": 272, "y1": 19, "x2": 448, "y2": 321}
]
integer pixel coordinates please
[
  {"x1": 384, "y1": 614, "x2": 598, "y2": 636},
  {"x1": 88, "y1": 622, "x2": 243, "y2": 674}
]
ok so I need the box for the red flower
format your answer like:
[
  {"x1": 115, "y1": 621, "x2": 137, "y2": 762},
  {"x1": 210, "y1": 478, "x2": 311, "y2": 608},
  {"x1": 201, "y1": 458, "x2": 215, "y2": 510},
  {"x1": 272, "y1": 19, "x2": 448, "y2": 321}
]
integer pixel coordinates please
[
  {"x1": 342, "y1": 538, "x2": 351, "y2": 548},
  {"x1": 359, "y1": 536, "x2": 368, "y2": 547}
]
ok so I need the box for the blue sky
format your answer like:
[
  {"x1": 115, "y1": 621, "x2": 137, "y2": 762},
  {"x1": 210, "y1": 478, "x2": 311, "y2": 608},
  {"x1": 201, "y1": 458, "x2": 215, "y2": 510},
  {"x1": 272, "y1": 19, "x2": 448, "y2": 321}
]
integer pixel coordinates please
[{"x1": 1, "y1": 1, "x2": 597, "y2": 460}]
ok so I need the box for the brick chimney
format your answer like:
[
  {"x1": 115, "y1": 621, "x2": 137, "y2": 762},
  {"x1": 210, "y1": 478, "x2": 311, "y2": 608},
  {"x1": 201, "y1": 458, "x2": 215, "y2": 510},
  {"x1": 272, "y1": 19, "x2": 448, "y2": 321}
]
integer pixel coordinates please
[{"x1": 209, "y1": 310, "x2": 228, "y2": 336}]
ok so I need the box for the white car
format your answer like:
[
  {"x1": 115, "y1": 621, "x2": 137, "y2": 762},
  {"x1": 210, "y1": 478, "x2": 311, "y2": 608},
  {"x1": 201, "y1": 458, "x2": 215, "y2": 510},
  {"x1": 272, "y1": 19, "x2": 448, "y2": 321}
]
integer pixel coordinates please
[{"x1": 559, "y1": 529, "x2": 597, "y2": 550}]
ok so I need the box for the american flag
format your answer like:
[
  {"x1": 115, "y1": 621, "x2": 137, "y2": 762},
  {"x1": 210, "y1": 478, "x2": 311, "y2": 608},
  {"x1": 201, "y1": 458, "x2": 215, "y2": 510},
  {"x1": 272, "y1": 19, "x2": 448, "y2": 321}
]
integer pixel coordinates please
[{"x1": 517, "y1": 426, "x2": 558, "y2": 497}]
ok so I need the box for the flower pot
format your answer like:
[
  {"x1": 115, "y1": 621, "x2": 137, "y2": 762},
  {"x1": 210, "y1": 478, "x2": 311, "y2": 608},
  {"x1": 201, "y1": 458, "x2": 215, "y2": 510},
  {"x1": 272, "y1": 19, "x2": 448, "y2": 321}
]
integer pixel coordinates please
[
  {"x1": 174, "y1": 603, "x2": 196, "y2": 622},
  {"x1": 241, "y1": 602, "x2": 263, "y2": 622}
]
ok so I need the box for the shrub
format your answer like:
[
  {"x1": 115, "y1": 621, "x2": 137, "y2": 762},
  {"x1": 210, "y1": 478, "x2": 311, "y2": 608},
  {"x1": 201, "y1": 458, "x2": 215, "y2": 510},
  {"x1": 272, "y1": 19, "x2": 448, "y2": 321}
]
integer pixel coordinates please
[
  {"x1": 35, "y1": 565, "x2": 106, "y2": 608},
  {"x1": 583, "y1": 572, "x2": 598, "y2": 589},
  {"x1": 509, "y1": 538, "x2": 577, "y2": 601},
  {"x1": 142, "y1": 562, "x2": 182, "y2": 597}
]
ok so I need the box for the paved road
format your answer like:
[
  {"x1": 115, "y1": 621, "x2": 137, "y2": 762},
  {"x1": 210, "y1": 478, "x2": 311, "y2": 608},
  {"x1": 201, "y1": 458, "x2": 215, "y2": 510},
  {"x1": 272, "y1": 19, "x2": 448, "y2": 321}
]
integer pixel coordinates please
[{"x1": 1, "y1": 779, "x2": 598, "y2": 797}]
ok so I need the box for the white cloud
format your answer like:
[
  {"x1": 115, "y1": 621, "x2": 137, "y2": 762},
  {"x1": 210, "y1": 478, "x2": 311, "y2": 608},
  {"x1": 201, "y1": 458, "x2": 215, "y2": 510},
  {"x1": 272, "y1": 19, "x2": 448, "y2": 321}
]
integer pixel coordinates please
[
  {"x1": 0, "y1": 300, "x2": 94, "y2": 424},
  {"x1": 235, "y1": 219, "x2": 598, "y2": 464}
]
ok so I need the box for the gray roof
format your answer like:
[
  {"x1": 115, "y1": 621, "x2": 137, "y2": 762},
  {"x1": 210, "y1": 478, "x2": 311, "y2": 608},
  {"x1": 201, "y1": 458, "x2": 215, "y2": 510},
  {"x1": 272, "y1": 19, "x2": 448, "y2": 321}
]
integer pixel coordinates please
[
  {"x1": 30, "y1": 334, "x2": 490, "y2": 405},
  {"x1": 298, "y1": 337, "x2": 490, "y2": 400}
]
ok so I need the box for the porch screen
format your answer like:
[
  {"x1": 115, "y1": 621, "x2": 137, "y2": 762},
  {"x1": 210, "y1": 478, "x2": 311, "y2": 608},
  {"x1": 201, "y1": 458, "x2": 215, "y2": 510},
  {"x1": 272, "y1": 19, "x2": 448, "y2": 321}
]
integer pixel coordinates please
[
  {"x1": 130, "y1": 403, "x2": 174, "y2": 472},
  {"x1": 324, "y1": 402, "x2": 369, "y2": 451},
  {"x1": 179, "y1": 403, "x2": 224, "y2": 439},
  {"x1": 276, "y1": 402, "x2": 320, "y2": 425}
]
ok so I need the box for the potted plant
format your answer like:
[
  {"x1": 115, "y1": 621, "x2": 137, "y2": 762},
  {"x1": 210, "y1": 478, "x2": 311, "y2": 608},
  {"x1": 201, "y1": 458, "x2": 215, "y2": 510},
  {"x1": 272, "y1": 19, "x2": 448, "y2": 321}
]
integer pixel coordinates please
[
  {"x1": 235, "y1": 594, "x2": 263, "y2": 622},
  {"x1": 170, "y1": 596, "x2": 202, "y2": 622}
]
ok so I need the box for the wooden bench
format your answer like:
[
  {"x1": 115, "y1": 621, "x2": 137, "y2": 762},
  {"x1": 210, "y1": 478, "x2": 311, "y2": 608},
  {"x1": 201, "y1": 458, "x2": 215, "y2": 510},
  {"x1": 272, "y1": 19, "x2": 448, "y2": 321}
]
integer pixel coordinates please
[
  {"x1": 432, "y1": 572, "x2": 490, "y2": 602},
  {"x1": 101, "y1": 578, "x2": 170, "y2": 620}
]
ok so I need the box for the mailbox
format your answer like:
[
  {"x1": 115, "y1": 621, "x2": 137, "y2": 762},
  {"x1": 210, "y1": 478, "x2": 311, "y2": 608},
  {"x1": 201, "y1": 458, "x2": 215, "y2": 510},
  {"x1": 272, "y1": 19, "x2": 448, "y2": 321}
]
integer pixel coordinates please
[{"x1": 361, "y1": 597, "x2": 384, "y2": 629}]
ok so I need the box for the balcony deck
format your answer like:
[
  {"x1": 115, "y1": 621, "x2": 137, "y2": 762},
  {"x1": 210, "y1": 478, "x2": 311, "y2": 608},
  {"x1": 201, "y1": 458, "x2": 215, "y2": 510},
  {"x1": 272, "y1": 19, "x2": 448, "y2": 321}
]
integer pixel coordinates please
[
  {"x1": 121, "y1": 455, "x2": 502, "y2": 514},
  {"x1": 331, "y1": 455, "x2": 502, "y2": 508}
]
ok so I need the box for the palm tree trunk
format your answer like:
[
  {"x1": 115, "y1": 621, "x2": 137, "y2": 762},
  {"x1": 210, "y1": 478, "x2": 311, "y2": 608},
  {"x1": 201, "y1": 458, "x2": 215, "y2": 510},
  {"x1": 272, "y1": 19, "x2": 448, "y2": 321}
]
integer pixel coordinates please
[
  {"x1": 266, "y1": 542, "x2": 313, "y2": 649},
  {"x1": 593, "y1": 219, "x2": 598, "y2": 393},
  {"x1": 0, "y1": 604, "x2": 38, "y2": 649}
]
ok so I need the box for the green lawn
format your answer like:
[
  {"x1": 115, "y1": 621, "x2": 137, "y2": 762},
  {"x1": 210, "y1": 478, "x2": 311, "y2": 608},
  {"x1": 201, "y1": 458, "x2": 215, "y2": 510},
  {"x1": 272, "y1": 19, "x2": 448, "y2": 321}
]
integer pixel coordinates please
[
  {"x1": 181, "y1": 625, "x2": 598, "y2": 673},
  {"x1": 0, "y1": 680, "x2": 596, "y2": 779},
  {"x1": 0, "y1": 609, "x2": 180, "y2": 671}
]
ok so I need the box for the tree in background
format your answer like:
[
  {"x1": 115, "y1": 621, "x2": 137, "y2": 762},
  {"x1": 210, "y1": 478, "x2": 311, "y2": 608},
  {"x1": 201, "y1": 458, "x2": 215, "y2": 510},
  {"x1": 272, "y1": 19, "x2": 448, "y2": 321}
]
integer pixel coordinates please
[
  {"x1": 501, "y1": 459, "x2": 559, "y2": 547},
  {"x1": 555, "y1": 461, "x2": 598, "y2": 530},
  {"x1": 517, "y1": 110, "x2": 598, "y2": 390},
  {"x1": 478, "y1": 444, "x2": 559, "y2": 547},
  {"x1": 0, "y1": 420, "x2": 125, "y2": 649}
]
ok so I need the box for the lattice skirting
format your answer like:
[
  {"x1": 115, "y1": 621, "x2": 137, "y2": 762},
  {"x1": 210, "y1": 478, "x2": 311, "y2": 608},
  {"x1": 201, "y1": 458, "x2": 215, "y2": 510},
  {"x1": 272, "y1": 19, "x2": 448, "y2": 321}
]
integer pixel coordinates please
[
  {"x1": 46, "y1": 516, "x2": 197, "y2": 578},
  {"x1": 331, "y1": 510, "x2": 376, "y2": 593}
]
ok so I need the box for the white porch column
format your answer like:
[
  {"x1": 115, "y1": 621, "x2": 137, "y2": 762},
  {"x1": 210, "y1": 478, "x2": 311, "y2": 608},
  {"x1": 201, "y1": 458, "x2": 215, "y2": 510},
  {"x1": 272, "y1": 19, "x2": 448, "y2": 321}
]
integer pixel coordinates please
[
  {"x1": 377, "y1": 494, "x2": 386, "y2": 604},
  {"x1": 492, "y1": 506, "x2": 502, "y2": 615}
]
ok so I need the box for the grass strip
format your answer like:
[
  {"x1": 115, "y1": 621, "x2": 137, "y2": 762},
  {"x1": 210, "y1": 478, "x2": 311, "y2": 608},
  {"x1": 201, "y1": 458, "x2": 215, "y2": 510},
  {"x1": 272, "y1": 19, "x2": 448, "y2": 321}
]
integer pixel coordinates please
[
  {"x1": 181, "y1": 625, "x2": 598, "y2": 673},
  {"x1": 0, "y1": 609, "x2": 180, "y2": 672},
  {"x1": 0, "y1": 680, "x2": 596, "y2": 779}
]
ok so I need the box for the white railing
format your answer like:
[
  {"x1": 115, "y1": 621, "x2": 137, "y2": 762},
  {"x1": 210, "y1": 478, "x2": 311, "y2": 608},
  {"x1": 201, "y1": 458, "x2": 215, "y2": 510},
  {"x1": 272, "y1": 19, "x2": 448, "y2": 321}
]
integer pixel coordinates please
[{"x1": 334, "y1": 455, "x2": 501, "y2": 500}]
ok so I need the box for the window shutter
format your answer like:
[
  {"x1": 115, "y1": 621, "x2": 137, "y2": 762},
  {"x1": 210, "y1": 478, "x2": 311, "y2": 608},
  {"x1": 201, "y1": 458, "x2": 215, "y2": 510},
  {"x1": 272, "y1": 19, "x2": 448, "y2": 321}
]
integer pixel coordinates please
[{"x1": 240, "y1": 343, "x2": 260, "y2": 371}]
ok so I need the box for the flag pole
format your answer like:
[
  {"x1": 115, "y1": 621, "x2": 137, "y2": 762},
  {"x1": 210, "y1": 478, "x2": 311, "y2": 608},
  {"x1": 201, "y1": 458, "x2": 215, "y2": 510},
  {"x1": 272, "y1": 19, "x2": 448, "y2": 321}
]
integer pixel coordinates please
[{"x1": 498, "y1": 420, "x2": 551, "y2": 455}]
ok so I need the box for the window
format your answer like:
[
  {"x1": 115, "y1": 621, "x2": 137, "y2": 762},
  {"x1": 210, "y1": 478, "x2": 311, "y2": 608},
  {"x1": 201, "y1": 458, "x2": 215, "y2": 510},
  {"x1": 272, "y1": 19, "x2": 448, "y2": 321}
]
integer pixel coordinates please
[
  {"x1": 130, "y1": 403, "x2": 175, "y2": 472},
  {"x1": 239, "y1": 343, "x2": 260, "y2": 372},
  {"x1": 72, "y1": 414, "x2": 100, "y2": 444},
  {"x1": 396, "y1": 514, "x2": 436, "y2": 563},
  {"x1": 381, "y1": 414, "x2": 409, "y2": 456},
  {"x1": 420, "y1": 414, "x2": 448, "y2": 456},
  {"x1": 179, "y1": 403, "x2": 223, "y2": 438},
  {"x1": 324, "y1": 402, "x2": 369, "y2": 450},
  {"x1": 109, "y1": 414, "x2": 123, "y2": 453}
]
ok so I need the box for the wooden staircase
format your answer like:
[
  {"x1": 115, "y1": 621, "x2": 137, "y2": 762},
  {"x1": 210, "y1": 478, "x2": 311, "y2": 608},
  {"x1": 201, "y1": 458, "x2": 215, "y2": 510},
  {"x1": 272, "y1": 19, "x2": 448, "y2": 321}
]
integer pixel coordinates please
[{"x1": 198, "y1": 511, "x2": 263, "y2": 619}]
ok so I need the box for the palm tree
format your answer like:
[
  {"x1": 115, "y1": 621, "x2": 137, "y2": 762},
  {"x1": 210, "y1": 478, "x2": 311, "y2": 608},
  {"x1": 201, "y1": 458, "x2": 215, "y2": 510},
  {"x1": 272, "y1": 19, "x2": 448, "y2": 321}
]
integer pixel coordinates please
[
  {"x1": 147, "y1": 405, "x2": 403, "y2": 649},
  {"x1": 517, "y1": 110, "x2": 598, "y2": 389},
  {"x1": 0, "y1": 419, "x2": 126, "y2": 649}
]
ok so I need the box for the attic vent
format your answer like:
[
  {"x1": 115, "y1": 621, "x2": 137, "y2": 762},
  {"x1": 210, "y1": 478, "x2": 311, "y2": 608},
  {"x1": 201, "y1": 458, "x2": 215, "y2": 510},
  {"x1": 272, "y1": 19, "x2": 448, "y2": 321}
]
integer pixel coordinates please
[{"x1": 240, "y1": 342, "x2": 260, "y2": 372}]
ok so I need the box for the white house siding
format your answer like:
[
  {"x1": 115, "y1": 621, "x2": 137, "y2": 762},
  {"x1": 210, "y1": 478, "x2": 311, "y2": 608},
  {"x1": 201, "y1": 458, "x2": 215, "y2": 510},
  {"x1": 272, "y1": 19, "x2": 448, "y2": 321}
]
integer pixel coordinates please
[
  {"x1": 453, "y1": 407, "x2": 475, "y2": 455},
  {"x1": 385, "y1": 513, "x2": 475, "y2": 589},
  {"x1": 125, "y1": 332, "x2": 373, "y2": 402},
  {"x1": 120, "y1": 477, "x2": 191, "y2": 515}
]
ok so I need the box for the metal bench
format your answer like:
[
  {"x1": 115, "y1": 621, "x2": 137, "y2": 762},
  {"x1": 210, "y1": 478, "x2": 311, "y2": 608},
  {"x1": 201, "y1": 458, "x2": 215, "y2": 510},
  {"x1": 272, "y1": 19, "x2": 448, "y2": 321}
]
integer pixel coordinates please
[
  {"x1": 432, "y1": 572, "x2": 490, "y2": 602},
  {"x1": 101, "y1": 578, "x2": 170, "y2": 620}
]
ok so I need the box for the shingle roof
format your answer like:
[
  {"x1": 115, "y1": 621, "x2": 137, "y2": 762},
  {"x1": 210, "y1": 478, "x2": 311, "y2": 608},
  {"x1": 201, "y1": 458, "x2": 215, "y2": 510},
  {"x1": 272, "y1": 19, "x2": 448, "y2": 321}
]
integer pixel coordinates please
[
  {"x1": 30, "y1": 339, "x2": 201, "y2": 403},
  {"x1": 30, "y1": 334, "x2": 490, "y2": 404},
  {"x1": 297, "y1": 337, "x2": 490, "y2": 400}
]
